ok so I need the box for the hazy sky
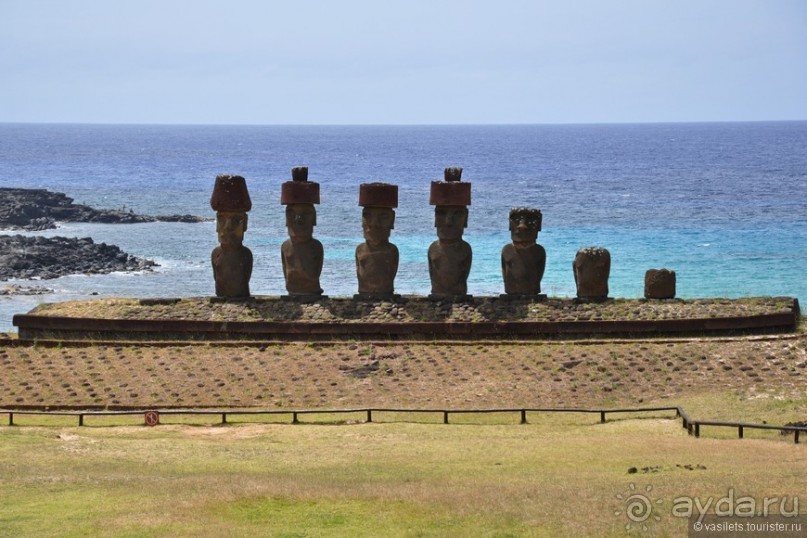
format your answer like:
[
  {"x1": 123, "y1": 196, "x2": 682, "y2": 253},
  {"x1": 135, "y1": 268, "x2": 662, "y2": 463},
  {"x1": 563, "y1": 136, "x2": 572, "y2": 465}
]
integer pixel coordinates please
[{"x1": 2, "y1": 0, "x2": 806, "y2": 125}]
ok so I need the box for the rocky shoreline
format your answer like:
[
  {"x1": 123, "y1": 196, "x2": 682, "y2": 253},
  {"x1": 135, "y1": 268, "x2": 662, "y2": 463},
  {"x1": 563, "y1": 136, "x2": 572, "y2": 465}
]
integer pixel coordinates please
[
  {"x1": 0, "y1": 284, "x2": 53, "y2": 295},
  {"x1": 0, "y1": 187, "x2": 208, "y2": 231},
  {"x1": 0, "y1": 235, "x2": 157, "y2": 281},
  {"x1": 0, "y1": 187, "x2": 207, "y2": 284}
]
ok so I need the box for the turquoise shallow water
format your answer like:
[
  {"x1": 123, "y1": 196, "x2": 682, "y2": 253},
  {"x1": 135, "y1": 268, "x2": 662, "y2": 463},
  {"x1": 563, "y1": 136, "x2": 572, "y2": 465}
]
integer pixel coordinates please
[{"x1": 1, "y1": 122, "x2": 805, "y2": 331}]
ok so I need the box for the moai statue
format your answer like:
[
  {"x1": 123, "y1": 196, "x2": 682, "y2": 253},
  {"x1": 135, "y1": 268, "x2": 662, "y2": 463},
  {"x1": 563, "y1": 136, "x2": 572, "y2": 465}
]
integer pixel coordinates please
[
  {"x1": 501, "y1": 207, "x2": 546, "y2": 298},
  {"x1": 645, "y1": 268, "x2": 676, "y2": 299},
  {"x1": 280, "y1": 166, "x2": 324, "y2": 298},
  {"x1": 428, "y1": 167, "x2": 472, "y2": 299},
  {"x1": 355, "y1": 182, "x2": 399, "y2": 299},
  {"x1": 210, "y1": 174, "x2": 253, "y2": 298},
  {"x1": 573, "y1": 246, "x2": 611, "y2": 301}
]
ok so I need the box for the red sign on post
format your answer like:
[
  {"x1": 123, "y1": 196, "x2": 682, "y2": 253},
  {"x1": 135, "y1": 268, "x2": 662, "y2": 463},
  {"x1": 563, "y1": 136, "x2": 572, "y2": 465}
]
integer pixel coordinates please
[{"x1": 144, "y1": 411, "x2": 160, "y2": 427}]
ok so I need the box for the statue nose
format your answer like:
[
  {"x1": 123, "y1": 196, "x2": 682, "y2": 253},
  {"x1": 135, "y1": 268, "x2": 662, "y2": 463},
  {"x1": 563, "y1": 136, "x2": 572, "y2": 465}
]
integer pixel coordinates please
[{"x1": 517, "y1": 220, "x2": 528, "y2": 230}]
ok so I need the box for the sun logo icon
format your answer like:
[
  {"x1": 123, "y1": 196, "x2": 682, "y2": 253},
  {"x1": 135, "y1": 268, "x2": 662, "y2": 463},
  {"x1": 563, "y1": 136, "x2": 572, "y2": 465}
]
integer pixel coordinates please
[{"x1": 614, "y1": 483, "x2": 663, "y2": 531}]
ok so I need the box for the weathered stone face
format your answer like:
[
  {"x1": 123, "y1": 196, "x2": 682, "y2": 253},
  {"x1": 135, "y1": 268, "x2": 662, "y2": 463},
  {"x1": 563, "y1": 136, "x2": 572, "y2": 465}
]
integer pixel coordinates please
[
  {"x1": 285, "y1": 204, "x2": 316, "y2": 243},
  {"x1": 362, "y1": 207, "x2": 394, "y2": 247},
  {"x1": 434, "y1": 206, "x2": 468, "y2": 241},
  {"x1": 573, "y1": 247, "x2": 611, "y2": 300},
  {"x1": 216, "y1": 211, "x2": 247, "y2": 248},
  {"x1": 509, "y1": 209, "x2": 542, "y2": 247},
  {"x1": 645, "y1": 268, "x2": 676, "y2": 299}
]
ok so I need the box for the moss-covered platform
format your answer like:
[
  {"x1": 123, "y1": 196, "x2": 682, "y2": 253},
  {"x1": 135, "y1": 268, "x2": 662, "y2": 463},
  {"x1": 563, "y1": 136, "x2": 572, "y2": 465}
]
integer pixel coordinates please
[{"x1": 11, "y1": 296, "x2": 800, "y2": 341}]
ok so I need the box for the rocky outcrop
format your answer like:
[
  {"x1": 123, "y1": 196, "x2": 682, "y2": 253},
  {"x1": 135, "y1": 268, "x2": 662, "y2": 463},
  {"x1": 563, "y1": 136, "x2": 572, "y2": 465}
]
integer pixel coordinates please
[
  {"x1": 0, "y1": 284, "x2": 53, "y2": 295},
  {"x1": 0, "y1": 188, "x2": 208, "y2": 231},
  {"x1": 0, "y1": 235, "x2": 157, "y2": 280}
]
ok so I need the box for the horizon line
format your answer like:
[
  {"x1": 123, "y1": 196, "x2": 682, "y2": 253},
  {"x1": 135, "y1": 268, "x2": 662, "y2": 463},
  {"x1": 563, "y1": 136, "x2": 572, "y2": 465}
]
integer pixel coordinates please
[{"x1": 2, "y1": 119, "x2": 807, "y2": 128}]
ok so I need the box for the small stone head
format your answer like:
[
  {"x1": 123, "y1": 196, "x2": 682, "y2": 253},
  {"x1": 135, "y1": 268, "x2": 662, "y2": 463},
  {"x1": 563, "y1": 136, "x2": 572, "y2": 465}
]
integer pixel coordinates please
[
  {"x1": 280, "y1": 166, "x2": 321, "y2": 243},
  {"x1": 358, "y1": 182, "x2": 398, "y2": 247},
  {"x1": 509, "y1": 207, "x2": 542, "y2": 246},
  {"x1": 286, "y1": 203, "x2": 317, "y2": 242},
  {"x1": 362, "y1": 207, "x2": 395, "y2": 246},
  {"x1": 434, "y1": 205, "x2": 468, "y2": 241},
  {"x1": 430, "y1": 167, "x2": 470, "y2": 242},
  {"x1": 211, "y1": 174, "x2": 252, "y2": 249},
  {"x1": 216, "y1": 212, "x2": 248, "y2": 248}
]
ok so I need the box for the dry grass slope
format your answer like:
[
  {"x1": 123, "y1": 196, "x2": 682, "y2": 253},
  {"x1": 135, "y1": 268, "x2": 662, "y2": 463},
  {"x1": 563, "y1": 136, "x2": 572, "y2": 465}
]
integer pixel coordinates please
[{"x1": 2, "y1": 335, "x2": 805, "y2": 416}]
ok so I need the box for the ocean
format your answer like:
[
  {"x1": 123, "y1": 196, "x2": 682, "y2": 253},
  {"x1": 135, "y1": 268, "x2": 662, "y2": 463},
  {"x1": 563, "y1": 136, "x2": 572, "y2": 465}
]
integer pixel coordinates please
[{"x1": 1, "y1": 122, "x2": 805, "y2": 332}]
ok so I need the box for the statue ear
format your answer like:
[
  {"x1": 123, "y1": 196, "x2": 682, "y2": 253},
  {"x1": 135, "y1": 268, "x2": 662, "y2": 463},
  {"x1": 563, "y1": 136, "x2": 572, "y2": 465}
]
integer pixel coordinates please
[
  {"x1": 390, "y1": 210, "x2": 396, "y2": 230},
  {"x1": 242, "y1": 213, "x2": 248, "y2": 232},
  {"x1": 463, "y1": 207, "x2": 469, "y2": 228}
]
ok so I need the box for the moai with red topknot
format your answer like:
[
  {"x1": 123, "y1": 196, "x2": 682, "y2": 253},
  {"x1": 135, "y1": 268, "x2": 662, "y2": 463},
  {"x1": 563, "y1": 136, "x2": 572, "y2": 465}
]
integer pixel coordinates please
[
  {"x1": 428, "y1": 167, "x2": 472, "y2": 299},
  {"x1": 210, "y1": 174, "x2": 253, "y2": 298},
  {"x1": 280, "y1": 166, "x2": 324, "y2": 298},
  {"x1": 355, "y1": 182, "x2": 399, "y2": 299}
]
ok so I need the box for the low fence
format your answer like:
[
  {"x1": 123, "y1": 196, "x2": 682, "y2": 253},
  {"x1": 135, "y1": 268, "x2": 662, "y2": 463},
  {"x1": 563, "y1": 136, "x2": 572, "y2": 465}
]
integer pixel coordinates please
[{"x1": 2, "y1": 405, "x2": 805, "y2": 444}]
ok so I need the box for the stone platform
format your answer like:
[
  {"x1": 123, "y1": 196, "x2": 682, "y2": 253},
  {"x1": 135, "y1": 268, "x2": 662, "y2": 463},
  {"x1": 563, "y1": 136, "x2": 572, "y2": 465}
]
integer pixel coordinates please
[{"x1": 11, "y1": 296, "x2": 800, "y2": 342}]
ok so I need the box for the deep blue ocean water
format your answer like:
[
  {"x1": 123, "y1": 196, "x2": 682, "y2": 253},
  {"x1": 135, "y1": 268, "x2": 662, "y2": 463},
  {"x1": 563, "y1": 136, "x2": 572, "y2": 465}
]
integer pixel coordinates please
[{"x1": 1, "y1": 122, "x2": 805, "y2": 331}]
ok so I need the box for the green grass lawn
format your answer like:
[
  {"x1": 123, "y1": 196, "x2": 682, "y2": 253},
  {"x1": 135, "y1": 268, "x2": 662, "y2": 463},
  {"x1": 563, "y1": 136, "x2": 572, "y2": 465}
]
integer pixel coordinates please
[{"x1": 1, "y1": 401, "x2": 804, "y2": 537}]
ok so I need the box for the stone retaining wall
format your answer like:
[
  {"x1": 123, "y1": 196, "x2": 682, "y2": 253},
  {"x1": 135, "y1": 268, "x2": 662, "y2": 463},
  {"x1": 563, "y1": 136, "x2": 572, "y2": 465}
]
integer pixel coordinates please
[{"x1": 12, "y1": 296, "x2": 800, "y2": 341}]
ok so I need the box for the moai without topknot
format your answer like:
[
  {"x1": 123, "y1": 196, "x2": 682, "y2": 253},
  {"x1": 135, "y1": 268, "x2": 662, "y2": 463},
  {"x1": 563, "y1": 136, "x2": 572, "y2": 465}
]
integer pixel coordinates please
[
  {"x1": 210, "y1": 174, "x2": 253, "y2": 298},
  {"x1": 428, "y1": 167, "x2": 472, "y2": 299},
  {"x1": 645, "y1": 268, "x2": 676, "y2": 299},
  {"x1": 573, "y1": 246, "x2": 611, "y2": 301},
  {"x1": 280, "y1": 166, "x2": 324, "y2": 298},
  {"x1": 355, "y1": 182, "x2": 399, "y2": 299},
  {"x1": 501, "y1": 207, "x2": 546, "y2": 298}
]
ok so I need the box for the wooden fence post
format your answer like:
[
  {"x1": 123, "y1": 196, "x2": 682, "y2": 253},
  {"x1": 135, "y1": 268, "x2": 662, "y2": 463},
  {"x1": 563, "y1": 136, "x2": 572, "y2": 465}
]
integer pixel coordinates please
[
  {"x1": 443, "y1": 411, "x2": 449, "y2": 424},
  {"x1": 694, "y1": 423, "x2": 700, "y2": 438},
  {"x1": 8, "y1": 412, "x2": 13, "y2": 426},
  {"x1": 78, "y1": 414, "x2": 84, "y2": 427},
  {"x1": 366, "y1": 409, "x2": 372, "y2": 423},
  {"x1": 738, "y1": 426, "x2": 743, "y2": 439},
  {"x1": 520, "y1": 409, "x2": 527, "y2": 424},
  {"x1": 600, "y1": 411, "x2": 606, "y2": 423}
]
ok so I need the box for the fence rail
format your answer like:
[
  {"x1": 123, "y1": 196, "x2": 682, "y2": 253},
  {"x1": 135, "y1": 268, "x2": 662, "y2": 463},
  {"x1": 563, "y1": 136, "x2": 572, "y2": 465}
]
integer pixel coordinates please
[{"x1": 3, "y1": 405, "x2": 805, "y2": 444}]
